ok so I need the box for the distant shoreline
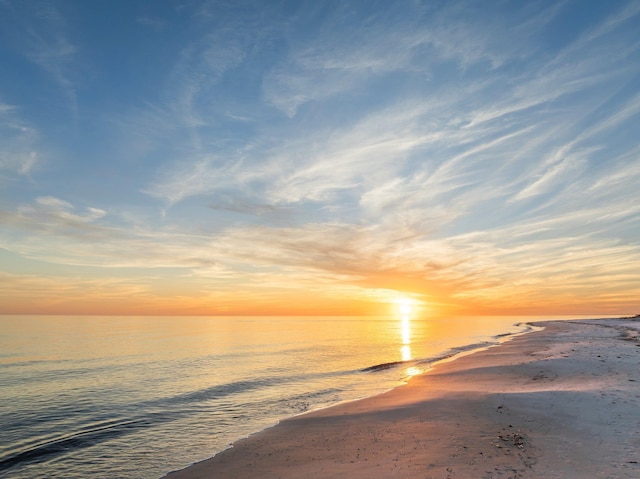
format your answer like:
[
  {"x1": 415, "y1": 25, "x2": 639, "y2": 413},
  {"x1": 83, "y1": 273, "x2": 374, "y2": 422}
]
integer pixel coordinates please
[{"x1": 163, "y1": 317, "x2": 640, "y2": 478}]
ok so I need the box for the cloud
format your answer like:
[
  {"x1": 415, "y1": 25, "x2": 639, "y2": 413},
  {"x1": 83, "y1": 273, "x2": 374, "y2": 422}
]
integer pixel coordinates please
[
  {"x1": 2, "y1": 179, "x2": 640, "y2": 314},
  {"x1": 0, "y1": 196, "x2": 226, "y2": 270},
  {"x1": 587, "y1": 144, "x2": 640, "y2": 194},
  {"x1": 2, "y1": 1, "x2": 639, "y2": 314},
  {"x1": 261, "y1": 1, "x2": 527, "y2": 117},
  {"x1": 0, "y1": 102, "x2": 40, "y2": 175},
  {"x1": 579, "y1": 91, "x2": 640, "y2": 142},
  {"x1": 1, "y1": 1, "x2": 80, "y2": 112},
  {"x1": 0, "y1": 272, "x2": 151, "y2": 302},
  {"x1": 21, "y1": 195, "x2": 106, "y2": 226},
  {"x1": 0, "y1": 271, "x2": 182, "y2": 314},
  {"x1": 446, "y1": 231, "x2": 640, "y2": 313},
  {"x1": 136, "y1": 16, "x2": 167, "y2": 31},
  {"x1": 513, "y1": 146, "x2": 592, "y2": 201},
  {"x1": 145, "y1": 0, "x2": 638, "y2": 215},
  {"x1": 144, "y1": 154, "x2": 242, "y2": 204},
  {"x1": 167, "y1": 34, "x2": 248, "y2": 129},
  {"x1": 0, "y1": 197, "x2": 120, "y2": 271},
  {"x1": 563, "y1": 0, "x2": 640, "y2": 56},
  {"x1": 155, "y1": 0, "x2": 286, "y2": 134}
]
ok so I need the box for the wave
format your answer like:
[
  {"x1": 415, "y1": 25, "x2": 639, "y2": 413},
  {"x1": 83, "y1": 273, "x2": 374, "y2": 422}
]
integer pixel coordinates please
[
  {"x1": 0, "y1": 378, "x2": 271, "y2": 473},
  {"x1": 361, "y1": 360, "x2": 408, "y2": 372},
  {"x1": 0, "y1": 374, "x2": 336, "y2": 473},
  {"x1": 156, "y1": 378, "x2": 276, "y2": 407},
  {"x1": 360, "y1": 343, "x2": 491, "y2": 374},
  {"x1": 0, "y1": 415, "x2": 170, "y2": 473},
  {"x1": 361, "y1": 327, "x2": 532, "y2": 374}
]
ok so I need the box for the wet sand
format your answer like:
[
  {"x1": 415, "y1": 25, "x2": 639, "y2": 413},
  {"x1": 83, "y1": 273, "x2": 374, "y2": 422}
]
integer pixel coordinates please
[{"x1": 163, "y1": 318, "x2": 640, "y2": 478}]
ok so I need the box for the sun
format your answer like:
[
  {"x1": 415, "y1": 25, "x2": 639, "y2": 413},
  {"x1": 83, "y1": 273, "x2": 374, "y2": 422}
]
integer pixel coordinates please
[{"x1": 397, "y1": 298, "x2": 413, "y2": 315}]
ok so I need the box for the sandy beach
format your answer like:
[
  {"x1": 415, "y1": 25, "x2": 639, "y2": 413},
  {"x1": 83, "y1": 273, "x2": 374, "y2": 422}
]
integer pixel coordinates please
[{"x1": 163, "y1": 318, "x2": 640, "y2": 479}]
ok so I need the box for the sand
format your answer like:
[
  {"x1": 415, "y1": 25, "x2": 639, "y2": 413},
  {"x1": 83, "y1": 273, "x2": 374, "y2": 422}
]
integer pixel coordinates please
[{"x1": 163, "y1": 318, "x2": 640, "y2": 478}]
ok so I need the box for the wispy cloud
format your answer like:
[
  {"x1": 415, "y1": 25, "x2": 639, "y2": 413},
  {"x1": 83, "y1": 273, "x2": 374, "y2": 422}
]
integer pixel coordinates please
[
  {"x1": 0, "y1": 271, "x2": 168, "y2": 314},
  {"x1": 0, "y1": 101, "x2": 39, "y2": 176},
  {"x1": 2, "y1": 1, "x2": 639, "y2": 314},
  {"x1": 4, "y1": 186, "x2": 639, "y2": 314},
  {"x1": 146, "y1": 0, "x2": 638, "y2": 214},
  {"x1": 514, "y1": 145, "x2": 592, "y2": 201},
  {"x1": 261, "y1": 1, "x2": 529, "y2": 117},
  {"x1": 136, "y1": 16, "x2": 167, "y2": 31},
  {"x1": 0, "y1": 1, "x2": 80, "y2": 113}
]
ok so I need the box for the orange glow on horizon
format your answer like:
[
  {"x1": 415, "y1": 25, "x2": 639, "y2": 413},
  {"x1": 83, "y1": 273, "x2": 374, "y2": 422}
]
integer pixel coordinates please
[{"x1": 0, "y1": 277, "x2": 636, "y2": 317}]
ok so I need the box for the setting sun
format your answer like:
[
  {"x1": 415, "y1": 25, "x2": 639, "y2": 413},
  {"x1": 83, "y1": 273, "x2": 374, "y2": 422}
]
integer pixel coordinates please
[{"x1": 397, "y1": 298, "x2": 414, "y2": 316}]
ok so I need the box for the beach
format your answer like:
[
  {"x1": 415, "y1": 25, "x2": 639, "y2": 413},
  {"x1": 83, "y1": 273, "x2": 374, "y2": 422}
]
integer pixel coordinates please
[
  {"x1": 164, "y1": 318, "x2": 640, "y2": 479},
  {"x1": 0, "y1": 315, "x2": 539, "y2": 478}
]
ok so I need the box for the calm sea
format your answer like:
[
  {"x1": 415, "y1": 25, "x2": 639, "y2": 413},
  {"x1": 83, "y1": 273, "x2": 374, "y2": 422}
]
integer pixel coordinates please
[{"x1": 0, "y1": 314, "x2": 592, "y2": 479}]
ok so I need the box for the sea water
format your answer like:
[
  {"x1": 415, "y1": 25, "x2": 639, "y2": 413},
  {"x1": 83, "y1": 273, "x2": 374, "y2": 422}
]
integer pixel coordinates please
[{"x1": 0, "y1": 315, "x2": 586, "y2": 479}]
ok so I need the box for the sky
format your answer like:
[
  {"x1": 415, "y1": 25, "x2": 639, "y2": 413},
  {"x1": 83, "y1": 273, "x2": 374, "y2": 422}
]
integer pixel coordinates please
[{"x1": 1, "y1": 0, "x2": 639, "y2": 317}]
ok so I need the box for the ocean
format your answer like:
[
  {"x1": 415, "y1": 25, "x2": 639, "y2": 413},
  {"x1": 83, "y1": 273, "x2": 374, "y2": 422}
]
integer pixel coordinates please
[{"x1": 0, "y1": 314, "x2": 583, "y2": 478}]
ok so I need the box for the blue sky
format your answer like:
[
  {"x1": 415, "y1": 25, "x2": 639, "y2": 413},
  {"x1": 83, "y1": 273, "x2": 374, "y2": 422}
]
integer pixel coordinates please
[{"x1": 1, "y1": 0, "x2": 639, "y2": 315}]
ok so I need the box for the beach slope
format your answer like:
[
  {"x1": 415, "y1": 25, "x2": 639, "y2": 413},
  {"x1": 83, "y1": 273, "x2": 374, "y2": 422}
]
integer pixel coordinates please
[{"x1": 163, "y1": 318, "x2": 640, "y2": 478}]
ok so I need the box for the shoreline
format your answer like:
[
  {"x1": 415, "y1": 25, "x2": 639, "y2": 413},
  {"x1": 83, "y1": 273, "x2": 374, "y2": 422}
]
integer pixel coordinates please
[
  {"x1": 159, "y1": 321, "x2": 536, "y2": 477},
  {"x1": 162, "y1": 317, "x2": 640, "y2": 478},
  {"x1": 363, "y1": 321, "x2": 538, "y2": 374},
  {"x1": 158, "y1": 320, "x2": 538, "y2": 475}
]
